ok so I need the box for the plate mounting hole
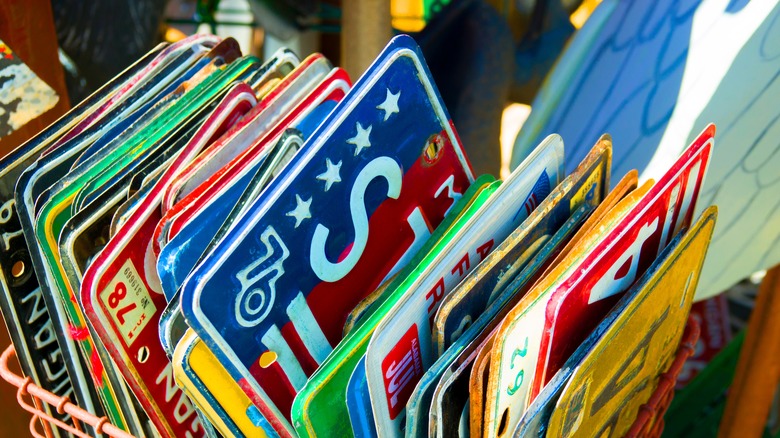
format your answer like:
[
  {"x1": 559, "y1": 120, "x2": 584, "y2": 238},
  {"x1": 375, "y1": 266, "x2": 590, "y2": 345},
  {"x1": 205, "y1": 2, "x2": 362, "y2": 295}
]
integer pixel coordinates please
[
  {"x1": 11, "y1": 260, "x2": 24, "y2": 278},
  {"x1": 137, "y1": 346, "x2": 150, "y2": 363},
  {"x1": 498, "y1": 407, "x2": 510, "y2": 436},
  {"x1": 423, "y1": 134, "x2": 444, "y2": 163}
]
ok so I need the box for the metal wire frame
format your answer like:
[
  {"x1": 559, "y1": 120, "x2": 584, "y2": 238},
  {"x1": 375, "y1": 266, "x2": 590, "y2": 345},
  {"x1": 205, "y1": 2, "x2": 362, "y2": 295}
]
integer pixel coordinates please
[{"x1": 0, "y1": 345, "x2": 135, "y2": 438}]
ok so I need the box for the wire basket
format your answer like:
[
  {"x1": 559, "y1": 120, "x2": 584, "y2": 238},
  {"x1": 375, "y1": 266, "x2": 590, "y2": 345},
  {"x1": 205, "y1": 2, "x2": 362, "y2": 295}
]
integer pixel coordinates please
[
  {"x1": 0, "y1": 345, "x2": 133, "y2": 438},
  {"x1": 1, "y1": 316, "x2": 701, "y2": 438}
]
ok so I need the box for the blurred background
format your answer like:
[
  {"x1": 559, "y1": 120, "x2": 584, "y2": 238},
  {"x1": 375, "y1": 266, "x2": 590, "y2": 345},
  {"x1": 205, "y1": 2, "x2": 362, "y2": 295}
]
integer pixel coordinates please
[{"x1": 2, "y1": 0, "x2": 605, "y2": 175}]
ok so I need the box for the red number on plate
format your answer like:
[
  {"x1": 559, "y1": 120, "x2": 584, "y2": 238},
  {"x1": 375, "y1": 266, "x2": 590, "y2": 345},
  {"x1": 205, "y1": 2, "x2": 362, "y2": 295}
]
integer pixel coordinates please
[{"x1": 108, "y1": 282, "x2": 137, "y2": 325}]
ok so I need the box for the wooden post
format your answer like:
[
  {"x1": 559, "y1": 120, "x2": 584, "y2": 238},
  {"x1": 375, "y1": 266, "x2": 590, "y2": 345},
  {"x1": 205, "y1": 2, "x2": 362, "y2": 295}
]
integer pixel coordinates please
[
  {"x1": 340, "y1": 0, "x2": 392, "y2": 79},
  {"x1": 0, "y1": 0, "x2": 70, "y2": 158},
  {"x1": 719, "y1": 265, "x2": 780, "y2": 437}
]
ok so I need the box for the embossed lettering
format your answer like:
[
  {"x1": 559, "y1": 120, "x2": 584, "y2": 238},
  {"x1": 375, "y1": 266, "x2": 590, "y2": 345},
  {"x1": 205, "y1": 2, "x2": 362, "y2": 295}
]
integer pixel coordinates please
[
  {"x1": 156, "y1": 363, "x2": 180, "y2": 403},
  {"x1": 477, "y1": 240, "x2": 494, "y2": 261},
  {"x1": 33, "y1": 319, "x2": 56, "y2": 349},
  {"x1": 434, "y1": 174, "x2": 462, "y2": 215},
  {"x1": 507, "y1": 337, "x2": 529, "y2": 396},
  {"x1": 0, "y1": 229, "x2": 23, "y2": 251},
  {"x1": 156, "y1": 363, "x2": 198, "y2": 430},
  {"x1": 185, "y1": 414, "x2": 204, "y2": 438},
  {"x1": 451, "y1": 253, "x2": 470, "y2": 277},
  {"x1": 588, "y1": 218, "x2": 659, "y2": 304},
  {"x1": 0, "y1": 199, "x2": 14, "y2": 224},
  {"x1": 173, "y1": 392, "x2": 196, "y2": 424},
  {"x1": 386, "y1": 350, "x2": 415, "y2": 409},
  {"x1": 42, "y1": 349, "x2": 67, "y2": 381},
  {"x1": 425, "y1": 278, "x2": 446, "y2": 314},
  {"x1": 310, "y1": 156, "x2": 402, "y2": 282},
  {"x1": 20, "y1": 287, "x2": 46, "y2": 324},
  {"x1": 261, "y1": 325, "x2": 307, "y2": 390},
  {"x1": 235, "y1": 227, "x2": 289, "y2": 328}
]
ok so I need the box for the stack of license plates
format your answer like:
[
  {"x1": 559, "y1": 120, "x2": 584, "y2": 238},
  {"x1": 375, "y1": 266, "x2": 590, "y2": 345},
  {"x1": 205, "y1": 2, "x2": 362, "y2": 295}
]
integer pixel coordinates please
[{"x1": 0, "y1": 32, "x2": 718, "y2": 438}]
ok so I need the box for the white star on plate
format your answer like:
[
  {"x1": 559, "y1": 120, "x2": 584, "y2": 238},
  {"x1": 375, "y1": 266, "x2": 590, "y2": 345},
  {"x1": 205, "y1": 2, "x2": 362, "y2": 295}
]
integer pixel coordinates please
[
  {"x1": 347, "y1": 122, "x2": 372, "y2": 156},
  {"x1": 376, "y1": 88, "x2": 400, "y2": 121},
  {"x1": 316, "y1": 158, "x2": 342, "y2": 191},
  {"x1": 286, "y1": 194, "x2": 312, "y2": 228}
]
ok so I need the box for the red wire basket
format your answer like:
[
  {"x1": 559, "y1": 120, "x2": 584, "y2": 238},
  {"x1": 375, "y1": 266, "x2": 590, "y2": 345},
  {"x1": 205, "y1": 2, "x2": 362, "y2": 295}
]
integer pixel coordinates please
[
  {"x1": 0, "y1": 345, "x2": 133, "y2": 438},
  {"x1": 0, "y1": 316, "x2": 701, "y2": 438}
]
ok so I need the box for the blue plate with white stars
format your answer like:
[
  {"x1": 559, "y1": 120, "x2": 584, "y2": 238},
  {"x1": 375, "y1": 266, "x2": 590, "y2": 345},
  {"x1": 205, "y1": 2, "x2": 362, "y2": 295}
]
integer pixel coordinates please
[{"x1": 179, "y1": 34, "x2": 475, "y2": 436}]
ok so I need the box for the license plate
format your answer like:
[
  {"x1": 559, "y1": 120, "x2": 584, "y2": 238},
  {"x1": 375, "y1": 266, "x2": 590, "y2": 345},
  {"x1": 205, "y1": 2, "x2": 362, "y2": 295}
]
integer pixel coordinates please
[
  {"x1": 536, "y1": 126, "x2": 713, "y2": 394},
  {"x1": 546, "y1": 206, "x2": 717, "y2": 437},
  {"x1": 346, "y1": 174, "x2": 495, "y2": 418},
  {"x1": 58, "y1": 175, "x2": 162, "y2": 435},
  {"x1": 88, "y1": 77, "x2": 255, "y2": 362},
  {"x1": 155, "y1": 45, "x2": 299, "y2": 217},
  {"x1": 294, "y1": 176, "x2": 499, "y2": 437},
  {"x1": 480, "y1": 179, "x2": 649, "y2": 436},
  {"x1": 485, "y1": 125, "x2": 713, "y2": 436},
  {"x1": 472, "y1": 156, "x2": 638, "y2": 438},
  {"x1": 342, "y1": 175, "x2": 495, "y2": 339},
  {"x1": 294, "y1": 143, "x2": 555, "y2": 437},
  {"x1": 183, "y1": 35, "x2": 475, "y2": 437},
  {"x1": 157, "y1": 53, "x2": 328, "y2": 225},
  {"x1": 363, "y1": 134, "x2": 563, "y2": 436},
  {"x1": 157, "y1": 71, "x2": 348, "y2": 358}
]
